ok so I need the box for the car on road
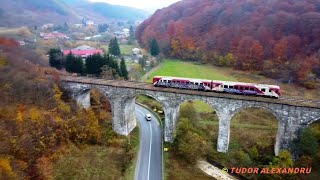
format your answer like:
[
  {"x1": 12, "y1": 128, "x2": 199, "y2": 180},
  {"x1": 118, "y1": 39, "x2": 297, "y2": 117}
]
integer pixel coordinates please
[{"x1": 145, "y1": 114, "x2": 152, "y2": 121}]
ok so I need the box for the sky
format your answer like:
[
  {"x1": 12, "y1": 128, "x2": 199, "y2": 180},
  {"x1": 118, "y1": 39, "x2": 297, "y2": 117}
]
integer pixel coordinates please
[{"x1": 89, "y1": 0, "x2": 181, "y2": 10}]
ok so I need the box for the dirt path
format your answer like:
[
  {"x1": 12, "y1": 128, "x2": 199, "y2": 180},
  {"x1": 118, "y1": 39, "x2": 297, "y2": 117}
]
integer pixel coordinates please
[
  {"x1": 197, "y1": 160, "x2": 239, "y2": 180},
  {"x1": 140, "y1": 63, "x2": 162, "y2": 82}
]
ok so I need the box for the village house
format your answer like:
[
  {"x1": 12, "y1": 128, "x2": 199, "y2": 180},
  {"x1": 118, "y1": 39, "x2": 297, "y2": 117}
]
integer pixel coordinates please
[
  {"x1": 123, "y1": 28, "x2": 130, "y2": 37},
  {"x1": 120, "y1": 39, "x2": 128, "y2": 44},
  {"x1": 132, "y1": 48, "x2": 141, "y2": 55},
  {"x1": 41, "y1": 23, "x2": 54, "y2": 30},
  {"x1": 132, "y1": 48, "x2": 143, "y2": 60},
  {"x1": 18, "y1": 41, "x2": 26, "y2": 46},
  {"x1": 113, "y1": 31, "x2": 124, "y2": 38},
  {"x1": 73, "y1": 24, "x2": 84, "y2": 28},
  {"x1": 85, "y1": 20, "x2": 94, "y2": 26},
  {"x1": 63, "y1": 45, "x2": 103, "y2": 58},
  {"x1": 40, "y1": 31, "x2": 69, "y2": 40}
]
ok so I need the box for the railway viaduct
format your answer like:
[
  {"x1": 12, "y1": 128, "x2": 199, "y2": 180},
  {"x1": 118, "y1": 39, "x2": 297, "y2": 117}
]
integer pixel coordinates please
[{"x1": 60, "y1": 76, "x2": 320, "y2": 156}]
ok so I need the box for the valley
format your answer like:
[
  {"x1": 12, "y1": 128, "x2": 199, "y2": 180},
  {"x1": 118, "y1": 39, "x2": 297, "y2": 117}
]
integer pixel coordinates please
[{"x1": 0, "y1": 0, "x2": 320, "y2": 180}]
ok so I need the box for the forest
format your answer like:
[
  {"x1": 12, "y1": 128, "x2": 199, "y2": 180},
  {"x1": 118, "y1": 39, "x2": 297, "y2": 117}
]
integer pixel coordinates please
[
  {"x1": 0, "y1": 37, "x2": 135, "y2": 179},
  {"x1": 136, "y1": 0, "x2": 320, "y2": 88}
]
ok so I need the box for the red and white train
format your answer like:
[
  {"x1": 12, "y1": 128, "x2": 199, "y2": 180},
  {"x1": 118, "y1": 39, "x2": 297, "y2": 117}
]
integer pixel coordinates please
[{"x1": 152, "y1": 76, "x2": 281, "y2": 98}]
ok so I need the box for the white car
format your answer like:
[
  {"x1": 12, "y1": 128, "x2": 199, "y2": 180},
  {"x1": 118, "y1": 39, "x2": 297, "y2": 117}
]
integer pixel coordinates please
[{"x1": 145, "y1": 114, "x2": 152, "y2": 121}]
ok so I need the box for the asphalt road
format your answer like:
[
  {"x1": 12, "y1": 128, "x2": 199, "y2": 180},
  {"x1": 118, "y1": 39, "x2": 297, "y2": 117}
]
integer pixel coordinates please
[{"x1": 135, "y1": 104, "x2": 163, "y2": 180}]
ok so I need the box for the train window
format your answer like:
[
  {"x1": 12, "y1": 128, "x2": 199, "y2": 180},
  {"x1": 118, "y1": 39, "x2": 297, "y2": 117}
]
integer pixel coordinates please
[
  {"x1": 168, "y1": 80, "x2": 171, "y2": 83},
  {"x1": 250, "y1": 87, "x2": 254, "y2": 91},
  {"x1": 234, "y1": 86, "x2": 238, "y2": 89},
  {"x1": 269, "y1": 89, "x2": 272, "y2": 92},
  {"x1": 229, "y1": 86, "x2": 234, "y2": 89},
  {"x1": 240, "y1": 87, "x2": 243, "y2": 90},
  {"x1": 164, "y1": 80, "x2": 167, "y2": 82},
  {"x1": 224, "y1": 85, "x2": 228, "y2": 88},
  {"x1": 200, "y1": 83, "x2": 203, "y2": 85},
  {"x1": 245, "y1": 87, "x2": 249, "y2": 90},
  {"x1": 261, "y1": 89, "x2": 265, "y2": 92},
  {"x1": 195, "y1": 83, "x2": 198, "y2": 85}
]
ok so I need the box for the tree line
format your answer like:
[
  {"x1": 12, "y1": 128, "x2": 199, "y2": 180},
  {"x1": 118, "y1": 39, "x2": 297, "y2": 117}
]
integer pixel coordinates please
[
  {"x1": 136, "y1": 0, "x2": 320, "y2": 89},
  {"x1": 49, "y1": 49, "x2": 128, "y2": 80}
]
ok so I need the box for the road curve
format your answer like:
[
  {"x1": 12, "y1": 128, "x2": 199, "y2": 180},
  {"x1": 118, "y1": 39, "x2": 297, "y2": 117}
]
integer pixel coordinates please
[{"x1": 135, "y1": 104, "x2": 163, "y2": 180}]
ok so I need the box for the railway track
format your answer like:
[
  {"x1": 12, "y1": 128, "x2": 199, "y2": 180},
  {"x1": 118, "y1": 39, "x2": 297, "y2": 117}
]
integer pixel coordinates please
[
  {"x1": 279, "y1": 97, "x2": 320, "y2": 104},
  {"x1": 60, "y1": 76, "x2": 320, "y2": 108}
]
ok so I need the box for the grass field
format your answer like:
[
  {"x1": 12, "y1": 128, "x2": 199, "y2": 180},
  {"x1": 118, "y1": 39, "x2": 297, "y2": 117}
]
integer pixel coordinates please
[
  {"x1": 0, "y1": 27, "x2": 31, "y2": 36},
  {"x1": 0, "y1": 27, "x2": 21, "y2": 35},
  {"x1": 146, "y1": 59, "x2": 237, "y2": 82},
  {"x1": 120, "y1": 44, "x2": 136, "y2": 55},
  {"x1": 146, "y1": 59, "x2": 320, "y2": 99},
  {"x1": 102, "y1": 44, "x2": 136, "y2": 55}
]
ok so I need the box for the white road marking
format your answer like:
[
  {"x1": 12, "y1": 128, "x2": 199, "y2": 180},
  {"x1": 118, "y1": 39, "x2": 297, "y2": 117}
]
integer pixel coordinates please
[
  {"x1": 136, "y1": 106, "x2": 153, "y2": 180},
  {"x1": 147, "y1": 122, "x2": 152, "y2": 180},
  {"x1": 137, "y1": 109, "x2": 144, "y2": 115}
]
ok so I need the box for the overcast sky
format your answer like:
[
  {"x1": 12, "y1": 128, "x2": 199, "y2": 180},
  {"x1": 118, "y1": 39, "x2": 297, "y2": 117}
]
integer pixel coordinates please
[{"x1": 89, "y1": 0, "x2": 181, "y2": 10}]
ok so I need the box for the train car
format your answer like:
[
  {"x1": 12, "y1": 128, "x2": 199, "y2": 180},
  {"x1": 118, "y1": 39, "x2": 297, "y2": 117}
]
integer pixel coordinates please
[
  {"x1": 152, "y1": 76, "x2": 281, "y2": 98},
  {"x1": 153, "y1": 76, "x2": 212, "y2": 91}
]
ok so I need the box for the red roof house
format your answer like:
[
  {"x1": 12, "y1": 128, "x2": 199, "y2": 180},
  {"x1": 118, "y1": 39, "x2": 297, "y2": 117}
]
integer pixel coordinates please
[{"x1": 63, "y1": 49, "x2": 104, "y2": 58}]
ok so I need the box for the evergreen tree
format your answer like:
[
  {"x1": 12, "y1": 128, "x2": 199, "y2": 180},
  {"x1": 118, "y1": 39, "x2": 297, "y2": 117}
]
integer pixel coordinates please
[
  {"x1": 65, "y1": 53, "x2": 73, "y2": 72},
  {"x1": 120, "y1": 57, "x2": 129, "y2": 80},
  {"x1": 85, "y1": 54, "x2": 104, "y2": 75},
  {"x1": 109, "y1": 57, "x2": 121, "y2": 76},
  {"x1": 49, "y1": 48, "x2": 64, "y2": 70},
  {"x1": 150, "y1": 38, "x2": 160, "y2": 56},
  {"x1": 63, "y1": 22, "x2": 69, "y2": 32},
  {"x1": 128, "y1": 26, "x2": 135, "y2": 45},
  {"x1": 108, "y1": 37, "x2": 121, "y2": 56},
  {"x1": 98, "y1": 24, "x2": 109, "y2": 33},
  {"x1": 65, "y1": 53, "x2": 83, "y2": 73}
]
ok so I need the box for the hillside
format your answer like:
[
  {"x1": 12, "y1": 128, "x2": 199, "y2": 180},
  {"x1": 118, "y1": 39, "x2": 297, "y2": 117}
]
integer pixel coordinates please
[
  {"x1": 136, "y1": 0, "x2": 320, "y2": 88},
  {"x1": 69, "y1": 1, "x2": 148, "y2": 21},
  {"x1": 0, "y1": 38, "x2": 137, "y2": 179},
  {"x1": 0, "y1": 0, "x2": 79, "y2": 26},
  {"x1": 0, "y1": 0, "x2": 147, "y2": 27}
]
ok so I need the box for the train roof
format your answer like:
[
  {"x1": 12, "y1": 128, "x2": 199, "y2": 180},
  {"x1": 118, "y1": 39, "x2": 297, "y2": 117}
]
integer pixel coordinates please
[{"x1": 153, "y1": 76, "x2": 280, "y2": 88}]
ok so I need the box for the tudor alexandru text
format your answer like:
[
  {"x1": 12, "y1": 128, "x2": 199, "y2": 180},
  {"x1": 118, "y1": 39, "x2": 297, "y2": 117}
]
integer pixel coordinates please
[{"x1": 229, "y1": 167, "x2": 312, "y2": 174}]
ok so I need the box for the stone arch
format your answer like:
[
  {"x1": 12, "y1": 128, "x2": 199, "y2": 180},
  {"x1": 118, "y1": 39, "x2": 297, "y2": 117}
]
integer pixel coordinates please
[
  {"x1": 303, "y1": 115, "x2": 320, "y2": 127},
  {"x1": 92, "y1": 86, "x2": 114, "y2": 101},
  {"x1": 175, "y1": 97, "x2": 217, "y2": 122},
  {"x1": 134, "y1": 92, "x2": 166, "y2": 109},
  {"x1": 230, "y1": 104, "x2": 281, "y2": 122},
  {"x1": 89, "y1": 86, "x2": 113, "y2": 115},
  {"x1": 73, "y1": 88, "x2": 92, "y2": 109},
  {"x1": 178, "y1": 97, "x2": 218, "y2": 112},
  {"x1": 176, "y1": 97, "x2": 219, "y2": 124},
  {"x1": 175, "y1": 97, "x2": 220, "y2": 146},
  {"x1": 230, "y1": 104, "x2": 280, "y2": 155},
  {"x1": 134, "y1": 93, "x2": 165, "y2": 122}
]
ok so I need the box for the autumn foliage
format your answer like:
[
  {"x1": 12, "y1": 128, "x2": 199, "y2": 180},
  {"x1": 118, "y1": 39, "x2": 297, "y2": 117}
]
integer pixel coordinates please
[
  {"x1": 136, "y1": 0, "x2": 320, "y2": 87},
  {"x1": 0, "y1": 37, "x2": 129, "y2": 179}
]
